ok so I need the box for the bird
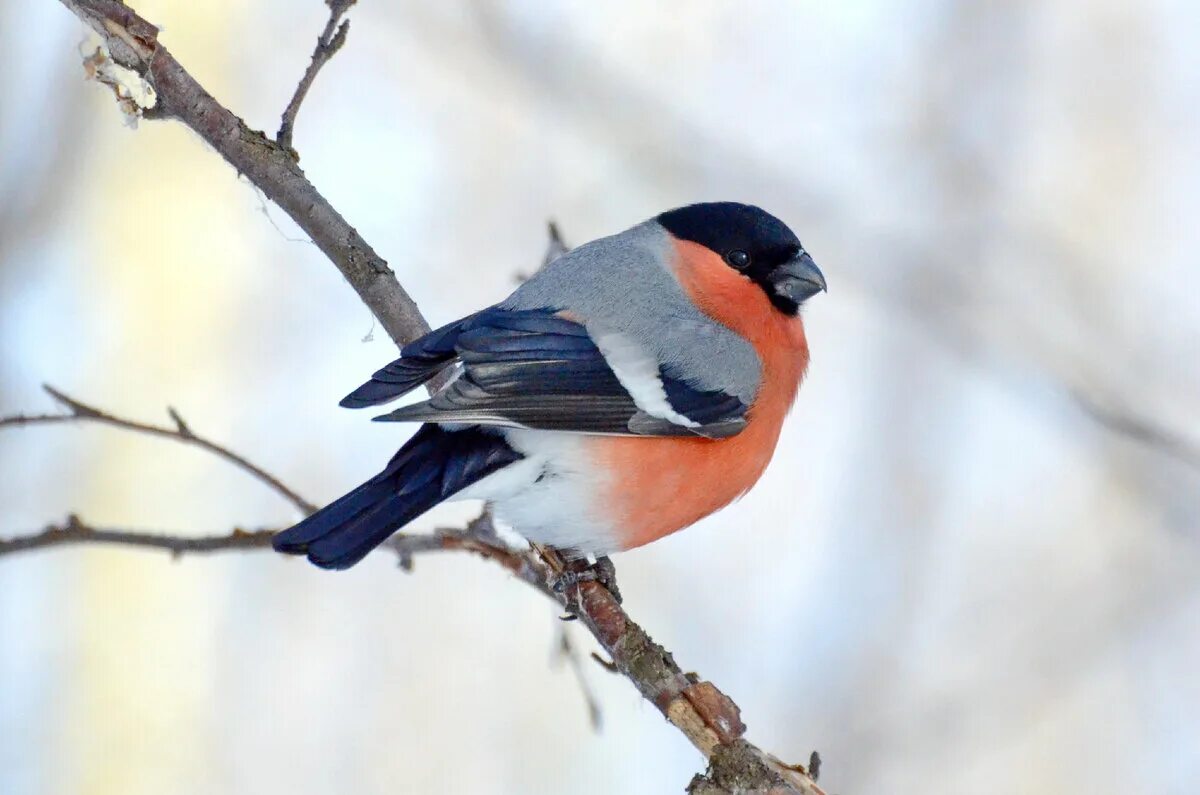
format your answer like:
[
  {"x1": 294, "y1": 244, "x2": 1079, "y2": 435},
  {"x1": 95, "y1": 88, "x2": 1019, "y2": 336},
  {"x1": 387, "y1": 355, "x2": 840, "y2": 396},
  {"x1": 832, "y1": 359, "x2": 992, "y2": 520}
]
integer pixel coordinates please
[{"x1": 273, "y1": 202, "x2": 826, "y2": 571}]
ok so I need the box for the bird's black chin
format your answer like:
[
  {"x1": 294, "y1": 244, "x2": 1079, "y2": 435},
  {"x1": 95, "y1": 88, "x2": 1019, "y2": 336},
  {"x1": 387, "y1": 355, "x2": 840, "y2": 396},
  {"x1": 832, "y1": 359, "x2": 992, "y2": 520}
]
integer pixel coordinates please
[{"x1": 767, "y1": 251, "x2": 826, "y2": 314}]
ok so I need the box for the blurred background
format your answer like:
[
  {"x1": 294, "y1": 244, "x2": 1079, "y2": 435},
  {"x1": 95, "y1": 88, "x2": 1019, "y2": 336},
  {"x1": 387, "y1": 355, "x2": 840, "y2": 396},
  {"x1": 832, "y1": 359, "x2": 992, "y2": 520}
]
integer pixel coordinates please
[{"x1": 2, "y1": 1, "x2": 1198, "y2": 793}]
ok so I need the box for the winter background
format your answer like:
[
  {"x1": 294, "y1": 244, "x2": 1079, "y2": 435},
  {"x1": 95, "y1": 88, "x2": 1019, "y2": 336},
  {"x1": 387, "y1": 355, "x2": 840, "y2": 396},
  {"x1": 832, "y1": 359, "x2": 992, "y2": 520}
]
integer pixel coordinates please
[{"x1": 1, "y1": 2, "x2": 1198, "y2": 794}]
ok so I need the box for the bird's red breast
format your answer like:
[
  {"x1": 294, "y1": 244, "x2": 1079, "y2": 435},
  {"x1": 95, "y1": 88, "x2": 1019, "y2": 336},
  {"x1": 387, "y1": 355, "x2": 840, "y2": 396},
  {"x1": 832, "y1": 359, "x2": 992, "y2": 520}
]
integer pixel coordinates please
[{"x1": 590, "y1": 238, "x2": 810, "y2": 550}]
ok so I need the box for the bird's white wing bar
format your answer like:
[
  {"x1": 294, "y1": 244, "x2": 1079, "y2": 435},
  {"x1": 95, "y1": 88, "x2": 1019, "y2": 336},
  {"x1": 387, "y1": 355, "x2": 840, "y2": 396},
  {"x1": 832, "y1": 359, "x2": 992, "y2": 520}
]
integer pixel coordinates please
[{"x1": 591, "y1": 330, "x2": 700, "y2": 429}]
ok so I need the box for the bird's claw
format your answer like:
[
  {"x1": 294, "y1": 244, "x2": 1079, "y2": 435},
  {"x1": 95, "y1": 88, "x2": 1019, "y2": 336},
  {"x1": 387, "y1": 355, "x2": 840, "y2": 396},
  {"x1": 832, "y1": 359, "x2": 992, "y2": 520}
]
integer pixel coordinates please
[
  {"x1": 550, "y1": 555, "x2": 622, "y2": 604},
  {"x1": 590, "y1": 555, "x2": 621, "y2": 603}
]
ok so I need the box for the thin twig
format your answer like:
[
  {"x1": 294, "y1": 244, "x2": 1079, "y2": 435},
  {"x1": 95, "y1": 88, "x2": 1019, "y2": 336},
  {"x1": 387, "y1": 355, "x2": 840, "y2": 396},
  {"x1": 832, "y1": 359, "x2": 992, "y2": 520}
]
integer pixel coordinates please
[
  {"x1": 0, "y1": 385, "x2": 317, "y2": 515},
  {"x1": 1074, "y1": 390, "x2": 1200, "y2": 472},
  {"x1": 383, "y1": 527, "x2": 554, "y2": 600},
  {"x1": 516, "y1": 221, "x2": 570, "y2": 284},
  {"x1": 590, "y1": 651, "x2": 619, "y2": 673},
  {"x1": 556, "y1": 626, "x2": 604, "y2": 731},
  {"x1": 542, "y1": 220, "x2": 569, "y2": 267},
  {"x1": 277, "y1": 0, "x2": 357, "y2": 154},
  {"x1": 0, "y1": 515, "x2": 548, "y2": 585},
  {"x1": 0, "y1": 515, "x2": 277, "y2": 557}
]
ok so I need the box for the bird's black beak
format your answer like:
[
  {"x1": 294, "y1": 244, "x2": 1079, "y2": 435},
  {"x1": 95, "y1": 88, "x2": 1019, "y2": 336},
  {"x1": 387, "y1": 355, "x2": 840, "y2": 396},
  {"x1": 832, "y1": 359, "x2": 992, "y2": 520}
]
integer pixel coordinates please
[{"x1": 770, "y1": 251, "x2": 827, "y2": 306}]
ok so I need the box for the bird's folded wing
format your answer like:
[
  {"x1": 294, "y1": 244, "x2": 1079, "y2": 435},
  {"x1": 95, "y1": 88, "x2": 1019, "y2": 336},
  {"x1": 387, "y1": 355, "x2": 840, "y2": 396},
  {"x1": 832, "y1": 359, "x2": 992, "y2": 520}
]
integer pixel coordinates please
[
  {"x1": 339, "y1": 313, "x2": 478, "y2": 408},
  {"x1": 362, "y1": 308, "x2": 747, "y2": 438}
]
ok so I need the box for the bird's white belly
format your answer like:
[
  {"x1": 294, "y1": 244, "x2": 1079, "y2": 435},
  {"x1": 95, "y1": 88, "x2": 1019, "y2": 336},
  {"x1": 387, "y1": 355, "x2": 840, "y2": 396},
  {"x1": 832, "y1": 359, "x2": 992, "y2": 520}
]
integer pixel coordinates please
[{"x1": 454, "y1": 429, "x2": 620, "y2": 554}]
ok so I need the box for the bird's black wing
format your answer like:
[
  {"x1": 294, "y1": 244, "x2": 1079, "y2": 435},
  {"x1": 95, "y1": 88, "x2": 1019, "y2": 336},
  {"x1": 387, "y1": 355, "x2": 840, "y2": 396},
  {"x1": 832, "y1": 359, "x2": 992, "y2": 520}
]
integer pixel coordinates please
[
  {"x1": 349, "y1": 308, "x2": 747, "y2": 438},
  {"x1": 339, "y1": 313, "x2": 480, "y2": 408}
]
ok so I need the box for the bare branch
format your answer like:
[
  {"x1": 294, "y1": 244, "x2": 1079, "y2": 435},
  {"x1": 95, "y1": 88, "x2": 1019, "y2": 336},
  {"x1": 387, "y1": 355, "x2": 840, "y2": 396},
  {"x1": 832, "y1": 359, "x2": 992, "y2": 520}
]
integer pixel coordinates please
[
  {"x1": 4, "y1": 458, "x2": 815, "y2": 794},
  {"x1": 590, "y1": 651, "x2": 619, "y2": 673},
  {"x1": 277, "y1": 0, "x2": 357, "y2": 154},
  {"x1": 3, "y1": 500, "x2": 820, "y2": 791},
  {"x1": 516, "y1": 221, "x2": 570, "y2": 284},
  {"x1": 542, "y1": 220, "x2": 569, "y2": 267},
  {"x1": 0, "y1": 385, "x2": 317, "y2": 515},
  {"x1": 556, "y1": 626, "x2": 604, "y2": 731},
  {"x1": 535, "y1": 546, "x2": 824, "y2": 794},
  {"x1": 0, "y1": 514, "x2": 548, "y2": 585},
  {"x1": 57, "y1": 0, "x2": 431, "y2": 351},
  {"x1": 384, "y1": 527, "x2": 555, "y2": 601},
  {"x1": 0, "y1": 515, "x2": 277, "y2": 557},
  {"x1": 1074, "y1": 391, "x2": 1200, "y2": 472}
]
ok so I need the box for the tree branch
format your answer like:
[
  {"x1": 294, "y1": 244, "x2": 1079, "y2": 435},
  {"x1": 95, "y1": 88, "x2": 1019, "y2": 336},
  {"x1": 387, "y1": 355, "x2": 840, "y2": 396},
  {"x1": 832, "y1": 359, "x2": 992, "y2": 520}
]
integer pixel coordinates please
[
  {"x1": 0, "y1": 515, "x2": 276, "y2": 557},
  {"x1": 44, "y1": 2, "x2": 824, "y2": 791},
  {"x1": 0, "y1": 384, "x2": 317, "y2": 515},
  {"x1": 556, "y1": 624, "x2": 605, "y2": 732},
  {"x1": 542, "y1": 220, "x2": 569, "y2": 266},
  {"x1": 277, "y1": 0, "x2": 357, "y2": 155},
  {"x1": 0, "y1": 512, "x2": 551, "y2": 596},
  {"x1": 1074, "y1": 390, "x2": 1200, "y2": 472},
  {"x1": 537, "y1": 546, "x2": 825, "y2": 794},
  {"x1": 57, "y1": 0, "x2": 430, "y2": 351}
]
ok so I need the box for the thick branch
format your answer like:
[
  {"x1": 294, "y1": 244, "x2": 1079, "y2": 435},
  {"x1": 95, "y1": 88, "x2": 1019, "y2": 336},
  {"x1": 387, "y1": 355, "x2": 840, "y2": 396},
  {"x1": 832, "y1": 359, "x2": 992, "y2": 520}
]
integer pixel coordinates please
[
  {"x1": 58, "y1": 0, "x2": 429, "y2": 351},
  {"x1": 0, "y1": 384, "x2": 316, "y2": 515},
  {"x1": 540, "y1": 548, "x2": 824, "y2": 794},
  {"x1": 277, "y1": 0, "x2": 356, "y2": 154}
]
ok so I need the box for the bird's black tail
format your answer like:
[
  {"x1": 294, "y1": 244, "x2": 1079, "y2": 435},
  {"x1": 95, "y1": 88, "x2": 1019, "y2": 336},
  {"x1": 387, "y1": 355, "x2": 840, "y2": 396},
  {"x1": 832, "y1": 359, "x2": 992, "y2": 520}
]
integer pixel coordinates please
[{"x1": 273, "y1": 424, "x2": 521, "y2": 569}]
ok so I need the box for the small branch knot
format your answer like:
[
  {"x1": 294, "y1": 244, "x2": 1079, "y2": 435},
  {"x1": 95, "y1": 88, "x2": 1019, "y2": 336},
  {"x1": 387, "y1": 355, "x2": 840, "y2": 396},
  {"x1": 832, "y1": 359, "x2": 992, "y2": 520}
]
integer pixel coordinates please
[{"x1": 167, "y1": 407, "x2": 192, "y2": 436}]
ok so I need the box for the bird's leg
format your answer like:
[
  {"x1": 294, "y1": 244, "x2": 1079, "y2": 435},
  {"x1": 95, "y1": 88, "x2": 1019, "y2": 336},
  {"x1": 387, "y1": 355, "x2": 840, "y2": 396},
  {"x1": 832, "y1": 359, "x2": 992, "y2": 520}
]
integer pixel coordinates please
[
  {"x1": 589, "y1": 556, "x2": 622, "y2": 603},
  {"x1": 529, "y1": 543, "x2": 580, "y2": 619},
  {"x1": 550, "y1": 554, "x2": 623, "y2": 605}
]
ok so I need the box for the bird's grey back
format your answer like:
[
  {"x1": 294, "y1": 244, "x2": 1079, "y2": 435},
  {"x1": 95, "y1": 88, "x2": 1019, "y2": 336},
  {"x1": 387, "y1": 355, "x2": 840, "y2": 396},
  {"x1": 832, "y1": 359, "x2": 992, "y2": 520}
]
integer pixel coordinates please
[{"x1": 501, "y1": 221, "x2": 762, "y2": 403}]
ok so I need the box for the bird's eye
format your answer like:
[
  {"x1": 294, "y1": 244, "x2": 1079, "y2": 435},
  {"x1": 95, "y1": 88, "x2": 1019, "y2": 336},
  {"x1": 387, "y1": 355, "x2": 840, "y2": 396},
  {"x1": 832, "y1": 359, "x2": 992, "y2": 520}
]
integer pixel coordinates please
[{"x1": 726, "y1": 250, "x2": 751, "y2": 269}]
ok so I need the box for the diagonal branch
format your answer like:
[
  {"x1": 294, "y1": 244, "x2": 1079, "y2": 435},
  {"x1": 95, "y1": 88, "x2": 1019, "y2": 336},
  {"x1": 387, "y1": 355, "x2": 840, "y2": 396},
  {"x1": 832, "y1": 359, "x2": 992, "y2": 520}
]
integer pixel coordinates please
[
  {"x1": 1073, "y1": 390, "x2": 1200, "y2": 472},
  {"x1": 556, "y1": 626, "x2": 605, "y2": 731},
  {"x1": 536, "y1": 548, "x2": 823, "y2": 793},
  {"x1": 0, "y1": 384, "x2": 317, "y2": 515},
  {"x1": 57, "y1": 0, "x2": 431, "y2": 352},
  {"x1": 542, "y1": 220, "x2": 569, "y2": 266},
  {"x1": 277, "y1": 0, "x2": 357, "y2": 154}
]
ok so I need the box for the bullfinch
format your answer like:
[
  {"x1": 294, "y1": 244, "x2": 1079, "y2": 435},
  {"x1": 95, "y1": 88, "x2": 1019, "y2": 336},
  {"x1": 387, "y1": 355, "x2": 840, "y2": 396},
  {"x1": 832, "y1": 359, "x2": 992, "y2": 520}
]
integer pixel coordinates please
[{"x1": 273, "y1": 202, "x2": 826, "y2": 570}]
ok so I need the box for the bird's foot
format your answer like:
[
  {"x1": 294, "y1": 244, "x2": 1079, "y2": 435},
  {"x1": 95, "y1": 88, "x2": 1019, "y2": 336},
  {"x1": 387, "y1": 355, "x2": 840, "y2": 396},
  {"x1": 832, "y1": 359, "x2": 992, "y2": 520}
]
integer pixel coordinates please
[
  {"x1": 589, "y1": 555, "x2": 622, "y2": 603},
  {"x1": 551, "y1": 555, "x2": 622, "y2": 605}
]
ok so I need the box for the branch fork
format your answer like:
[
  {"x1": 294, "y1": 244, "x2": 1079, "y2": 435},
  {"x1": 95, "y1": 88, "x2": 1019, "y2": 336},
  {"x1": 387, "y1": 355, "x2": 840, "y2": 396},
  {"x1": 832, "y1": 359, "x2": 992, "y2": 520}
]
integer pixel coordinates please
[{"x1": 277, "y1": 0, "x2": 357, "y2": 154}]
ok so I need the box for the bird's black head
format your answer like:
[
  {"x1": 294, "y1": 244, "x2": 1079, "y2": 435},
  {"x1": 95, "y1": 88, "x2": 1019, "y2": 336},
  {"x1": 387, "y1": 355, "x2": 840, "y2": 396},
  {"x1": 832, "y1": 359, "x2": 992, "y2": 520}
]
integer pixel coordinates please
[{"x1": 656, "y1": 202, "x2": 826, "y2": 315}]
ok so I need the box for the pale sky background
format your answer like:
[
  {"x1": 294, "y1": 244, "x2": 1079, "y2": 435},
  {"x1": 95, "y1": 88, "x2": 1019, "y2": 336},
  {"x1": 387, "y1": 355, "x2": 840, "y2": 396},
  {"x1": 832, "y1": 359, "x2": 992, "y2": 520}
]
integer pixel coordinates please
[{"x1": 1, "y1": 2, "x2": 1198, "y2": 794}]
